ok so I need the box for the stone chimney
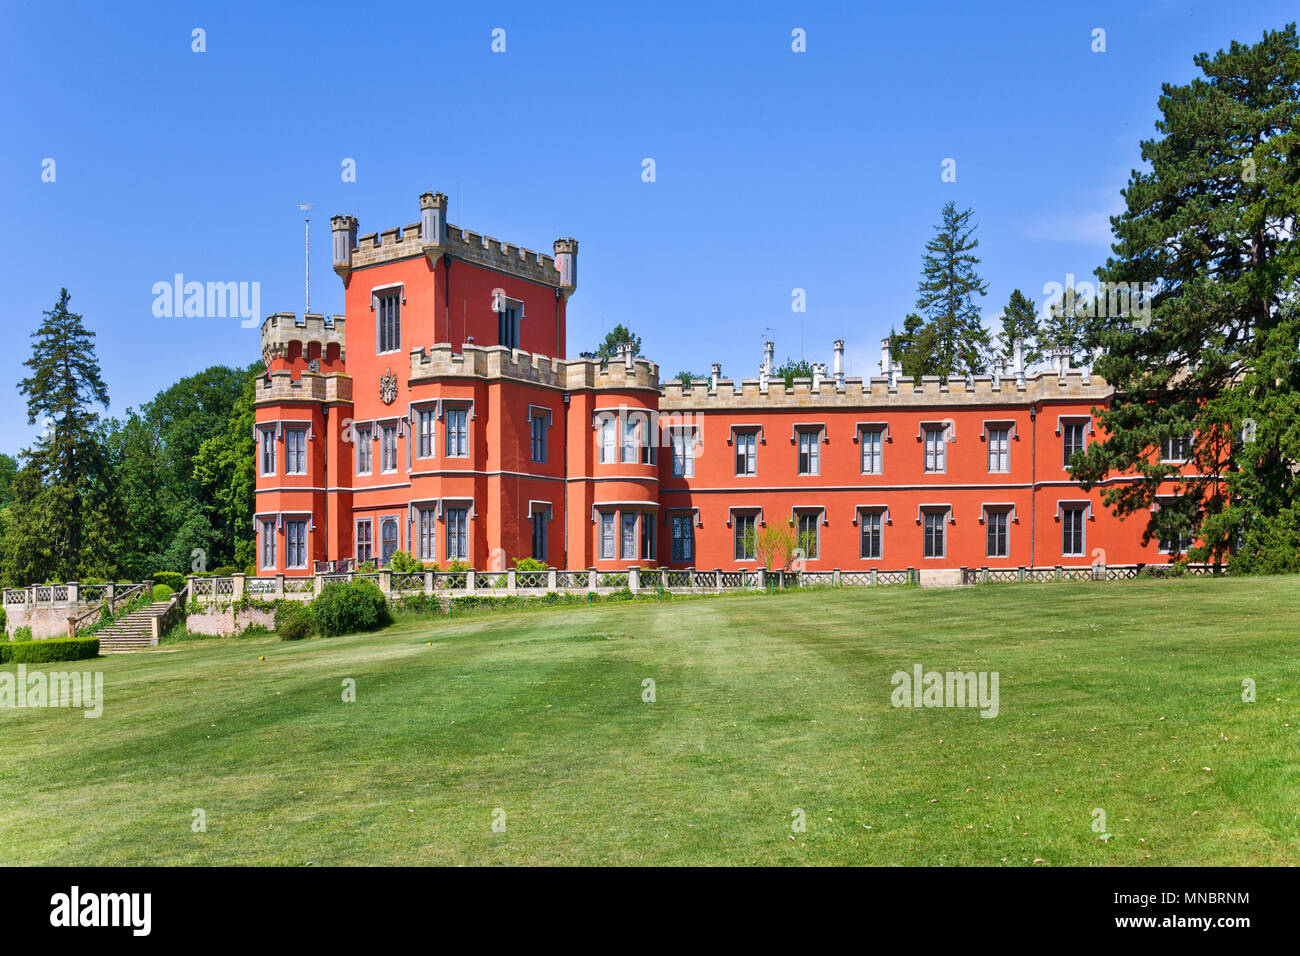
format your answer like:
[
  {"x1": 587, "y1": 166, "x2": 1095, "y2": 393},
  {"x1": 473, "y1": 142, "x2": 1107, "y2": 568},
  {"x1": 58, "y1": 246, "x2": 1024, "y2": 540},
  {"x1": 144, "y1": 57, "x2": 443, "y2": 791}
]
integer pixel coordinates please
[
  {"x1": 419, "y1": 191, "x2": 448, "y2": 248},
  {"x1": 331, "y1": 214, "x2": 359, "y2": 280},
  {"x1": 832, "y1": 339, "x2": 845, "y2": 388},
  {"x1": 760, "y1": 340, "x2": 774, "y2": 393},
  {"x1": 621, "y1": 342, "x2": 634, "y2": 371},
  {"x1": 1013, "y1": 338, "x2": 1025, "y2": 388},
  {"x1": 554, "y1": 237, "x2": 578, "y2": 297},
  {"x1": 881, "y1": 338, "x2": 898, "y2": 388},
  {"x1": 710, "y1": 362, "x2": 721, "y2": 391},
  {"x1": 812, "y1": 363, "x2": 826, "y2": 389}
]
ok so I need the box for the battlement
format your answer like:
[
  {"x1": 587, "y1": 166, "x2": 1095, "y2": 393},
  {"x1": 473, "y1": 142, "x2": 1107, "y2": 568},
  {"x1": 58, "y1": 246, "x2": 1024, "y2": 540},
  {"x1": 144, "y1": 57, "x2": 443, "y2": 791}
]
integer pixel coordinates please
[
  {"x1": 660, "y1": 368, "x2": 1111, "y2": 410},
  {"x1": 255, "y1": 368, "x2": 353, "y2": 405},
  {"x1": 261, "y1": 312, "x2": 347, "y2": 367},
  {"x1": 405, "y1": 343, "x2": 660, "y2": 392}
]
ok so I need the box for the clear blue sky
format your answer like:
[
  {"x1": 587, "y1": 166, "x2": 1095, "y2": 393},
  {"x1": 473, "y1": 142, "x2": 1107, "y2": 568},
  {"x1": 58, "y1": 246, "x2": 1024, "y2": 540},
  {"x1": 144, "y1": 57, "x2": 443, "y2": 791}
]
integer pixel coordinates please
[{"x1": 1, "y1": 0, "x2": 1294, "y2": 455}]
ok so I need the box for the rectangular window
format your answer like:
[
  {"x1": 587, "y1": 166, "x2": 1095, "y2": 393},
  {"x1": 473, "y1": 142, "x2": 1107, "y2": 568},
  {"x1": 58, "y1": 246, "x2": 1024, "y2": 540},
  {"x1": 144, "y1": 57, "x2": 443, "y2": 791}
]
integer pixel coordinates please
[
  {"x1": 671, "y1": 428, "x2": 696, "y2": 478},
  {"x1": 598, "y1": 417, "x2": 616, "y2": 464},
  {"x1": 377, "y1": 292, "x2": 401, "y2": 354},
  {"x1": 531, "y1": 510, "x2": 547, "y2": 561},
  {"x1": 734, "y1": 513, "x2": 757, "y2": 561},
  {"x1": 445, "y1": 506, "x2": 468, "y2": 560},
  {"x1": 734, "y1": 430, "x2": 757, "y2": 476},
  {"x1": 355, "y1": 424, "x2": 372, "y2": 475},
  {"x1": 445, "y1": 407, "x2": 468, "y2": 458},
  {"x1": 417, "y1": 409, "x2": 435, "y2": 459},
  {"x1": 620, "y1": 512, "x2": 638, "y2": 561},
  {"x1": 640, "y1": 512, "x2": 655, "y2": 562},
  {"x1": 380, "y1": 424, "x2": 398, "y2": 473},
  {"x1": 355, "y1": 519, "x2": 373, "y2": 563},
  {"x1": 797, "y1": 428, "x2": 821, "y2": 476},
  {"x1": 985, "y1": 508, "x2": 1009, "y2": 558},
  {"x1": 530, "y1": 413, "x2": 547, "y2": 463},
  {"x1": 285, "y1": 519, "x2": 308, "y2": 569},
  {"x1": 923, "y1": 509, "x2": 947, "y2": 558},
  {"x1": 1062, "y1": 506, "x2": 1086, "y2": 556},
  {"x1": 260, "y1": 518, "x2": 276, "y2": 570},
  {"x1": 259, "y1": 427, "x2": 276, "y2": 476},
  {"x1": 987, "y1": 427, "x2": 1010, "y2": 473},
  {"x1": 859, "y1": 428, "x2": 883, "y2": 475},
  {"x1": 599, "y1": 512, "x2": 615, "y2": 560},
  {"x1": 924, "y1": 426, "x2": 947, "y2": 473},
  {"x1": 671, "y1": 514, "x2": 695, "y2": 562},
  {"x1": 285, "y1": 428, "x2": 307, "y2": 475},
  {"x1": 417, "y1": 508, "x2": 436, "y2": 561},
  {"x1": 1062, "y1": 421, "x2": 1086, "y2": 469},
  {"x1": 622, "y1": 418, "x2": 639, "y2": 464},
  {"x1": 498, "y1": 305, "x2": 519, "y2": 350},
  {"x1": 859, "y1": 511, "x2": 882, "y2": 559},
  {"x1": 796, "y1": 510, "x2": 820, "y2": 559},
  {"x1": 1161, "y1": 435, "x2": 1191, "y2": 462}
]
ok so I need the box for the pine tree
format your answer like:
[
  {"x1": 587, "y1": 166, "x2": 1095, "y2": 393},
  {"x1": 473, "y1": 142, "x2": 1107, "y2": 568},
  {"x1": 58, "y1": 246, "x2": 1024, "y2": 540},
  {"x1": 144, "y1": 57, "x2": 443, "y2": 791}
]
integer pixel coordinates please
[
  {"x1": 595, "y1": 324, "x2": 642, "y2": 360},
  {"x1": 993, "y1": 289, "x2": 1043, "y2": 372},
  {"x1": 1073, "y1": 23, "x2": 1300, "y2": 569},
  {"x1": 4, "y1": 290, "x2": 113, "y2": 582},
  {"x1": 914, "y1": 202, "x2": 992, "y2": 378},
  {"x1": 1040, "y1": 286, "x2": 1098, "y2": 368},
  {"x1": 890, "y1": 312, "x2": 940, "y2": 379}
]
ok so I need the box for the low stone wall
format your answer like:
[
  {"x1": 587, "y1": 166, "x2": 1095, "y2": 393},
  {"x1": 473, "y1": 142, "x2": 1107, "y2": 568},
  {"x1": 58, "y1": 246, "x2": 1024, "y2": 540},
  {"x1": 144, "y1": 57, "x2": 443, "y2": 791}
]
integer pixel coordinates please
[
  {"x1": 185, "y1": 607, "x2": 275, "y2": 638},
  {"x1": 4, "y1": 602, "x2": 101, "y2": 640}
]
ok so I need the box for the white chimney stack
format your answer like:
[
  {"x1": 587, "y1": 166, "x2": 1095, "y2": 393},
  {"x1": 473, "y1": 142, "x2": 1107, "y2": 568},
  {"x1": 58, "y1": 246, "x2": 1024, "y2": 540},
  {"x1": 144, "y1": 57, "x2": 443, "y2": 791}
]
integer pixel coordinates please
[
  {"x1": 760, "y1": 340, "x2": 774, "y2": 392},
  {"x1": 812, "y1": 362, "x2": 826, "y2": 389},
  {"x1": 832, "y1": 339, "x2": 845, "y2": 388},
  {"x1": 710, "y1": 362, "x2": 721, "y2": 391},
  {"x1": 1013, "y1": 338, "x2": 1025, "y2": 387}
]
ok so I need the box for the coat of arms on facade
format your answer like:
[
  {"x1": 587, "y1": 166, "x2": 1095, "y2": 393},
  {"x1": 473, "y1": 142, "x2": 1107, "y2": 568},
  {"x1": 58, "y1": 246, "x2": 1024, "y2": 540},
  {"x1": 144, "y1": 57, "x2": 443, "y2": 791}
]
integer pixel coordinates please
[{"x1": 379, "y1": 369, "x2": 397, "y2": 404}]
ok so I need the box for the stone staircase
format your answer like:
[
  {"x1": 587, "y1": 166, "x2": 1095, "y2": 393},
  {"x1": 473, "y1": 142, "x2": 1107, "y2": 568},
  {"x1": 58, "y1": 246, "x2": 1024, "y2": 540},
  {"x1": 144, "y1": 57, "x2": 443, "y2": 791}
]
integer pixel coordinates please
[{"x1": 95, "y1": 601, "x2": 172, "y2": 653}]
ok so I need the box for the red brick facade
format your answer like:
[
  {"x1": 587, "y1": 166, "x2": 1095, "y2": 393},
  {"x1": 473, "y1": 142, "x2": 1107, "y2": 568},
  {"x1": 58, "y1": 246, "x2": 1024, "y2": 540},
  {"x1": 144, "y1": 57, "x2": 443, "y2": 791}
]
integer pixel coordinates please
[{"x1": 253, "y1": 191, "x2": 1183, "y2": 575}]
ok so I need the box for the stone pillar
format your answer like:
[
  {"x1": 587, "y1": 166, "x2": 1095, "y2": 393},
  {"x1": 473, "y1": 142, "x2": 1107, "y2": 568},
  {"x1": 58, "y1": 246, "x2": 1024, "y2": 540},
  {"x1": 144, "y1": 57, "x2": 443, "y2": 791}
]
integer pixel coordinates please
[
  {"x1": 378, "y1": 569, "x2": 391, "y2": 596},
  {"x1": 274, "y1": 574, "x2": 285, "y2": 598},
  {"x1": 231, "y1": 573, "x2": 246, "y2": 601},
  {"x1": 67, "y1": 581, "x2": 79, "y2": 603},
  {"x1": 424, "y1": 571, "x2": 435, "y2": 595},
  {"x1": 832, "y1": 569, "x2": 841, "y2": 587},
  {"x1": 547, "y1": 568, "x2": 558, "y2": 591},
  {"x1": 628, "y1": 567, "x2": 639, "y2": 594},
  {"x1": 870, "y1": 568, "x2": 877, "y2": 586},
  {"x1": 314, "y1": 573, "x2": 325, "y2": 597},
  {"x1": 507, "y1": 569, "x2": 517, "y2": 594},
  {"x1": 588, "y1": 568, "x2": 598, "y2": 591},
  {"x1": 466, "y1": 570, "x2": 476, "y2": 594}
]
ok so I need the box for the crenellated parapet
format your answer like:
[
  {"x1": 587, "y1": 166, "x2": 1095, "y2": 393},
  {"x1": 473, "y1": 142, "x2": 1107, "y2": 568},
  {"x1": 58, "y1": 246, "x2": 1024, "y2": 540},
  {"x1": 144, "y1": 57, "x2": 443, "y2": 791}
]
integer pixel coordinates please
[
  {"x1": 337, "y1": 190, "x2": 572, "y2": 291},
  {"x1": 261, "y1": 312, "x2": 347, "y2": 369},
  {"x1": 409, "y1": 343, "x2": 565, "y2": 388},
  {"x1": 405, "y1": 343, "x2": 660, "y2": 393},
  {"x1": 255, "y1": 368, "x2": 353, "y2": 405},
  {"x1": 660, "y1": 369, "x2": 1111, "y2": 410}
]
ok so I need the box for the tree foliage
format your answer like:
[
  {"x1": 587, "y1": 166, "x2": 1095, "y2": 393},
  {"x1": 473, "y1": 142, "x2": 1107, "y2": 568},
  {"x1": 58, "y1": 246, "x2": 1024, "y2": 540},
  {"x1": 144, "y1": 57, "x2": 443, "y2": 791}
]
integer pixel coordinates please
[{"x1": 1074, "y1": 23, "x2": 1300, "y2": 570}]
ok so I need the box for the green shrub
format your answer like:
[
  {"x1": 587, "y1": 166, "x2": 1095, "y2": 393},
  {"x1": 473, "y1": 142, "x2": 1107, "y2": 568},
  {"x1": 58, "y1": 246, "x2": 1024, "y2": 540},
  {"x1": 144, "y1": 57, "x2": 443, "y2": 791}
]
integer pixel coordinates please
[
  {"x1": 244, "y1": 564, "x2": 257, "y2": 578},
  {"x1": 275, "y1": 601, "x2": 315, "y2": 641},
  {"x1": 311, "y1": 578, "x2": 391, "y2": 637},
  {"x1": 389, "y1": 550, "x2": 425, "y2": 573},
  {"x1": 13, "y1": 625, "x2": 33, "y2": 642},
  {"x1": 445, "y1": 560, "x2": 470, "y2": 572},
  {"x1": 151, "y1": 584, "x2": 174, "y2": 603},
  {"x1": 0, "y1": 608, "x2": 5, "y2": 631},
  {"x1": 212, "y1": 566, "x2": 237, "y2": 577},
  {"x1": 238, "y1": 623, "x2": 272, "y2": 637},
  {"x1": 392, "y1": 593, "x2": 442, "y2": 616},
  {"x1": 0, "y1": 637, "x2": 99, "y2": 663},
  {"x1": 514, "y1": 557, "x2": 547, "y2": 572},
  {"x1": 151, "y1": 572, "x2": 185, "y2": 591}
]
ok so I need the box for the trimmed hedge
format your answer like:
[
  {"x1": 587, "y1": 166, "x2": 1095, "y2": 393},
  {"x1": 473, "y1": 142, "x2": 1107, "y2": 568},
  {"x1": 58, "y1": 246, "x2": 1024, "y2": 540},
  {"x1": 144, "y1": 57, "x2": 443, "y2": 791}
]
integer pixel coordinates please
[
  {"x1": 151, "y1": 572, "x2": 185, "y2": 591},
  {"x1": 152, "y1": 584, "x2": 174, "y2": 603},
  {"x1": 1, "y1": 637, "x2": 100, "y2": 663}
]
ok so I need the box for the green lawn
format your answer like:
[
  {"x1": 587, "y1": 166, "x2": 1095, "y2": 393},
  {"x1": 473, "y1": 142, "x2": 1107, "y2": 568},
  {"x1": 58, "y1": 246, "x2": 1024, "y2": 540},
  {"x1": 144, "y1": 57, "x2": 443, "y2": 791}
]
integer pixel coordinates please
[{"x1": 2, "y1": 577, "x2": 1297, "y2": 865}]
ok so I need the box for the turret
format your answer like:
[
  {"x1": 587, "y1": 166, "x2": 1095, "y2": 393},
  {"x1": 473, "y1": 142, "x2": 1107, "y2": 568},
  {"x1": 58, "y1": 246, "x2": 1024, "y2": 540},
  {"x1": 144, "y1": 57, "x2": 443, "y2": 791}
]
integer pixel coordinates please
[
  {"x1": 331, "y1": 214, "x2": 358, "y2": 280},
  {"x1": 554, "y1": 237, "x2": 578, "y2": 296},
  {"x1": 420, "y1": 191, "x2": 448, "y2": 248}
]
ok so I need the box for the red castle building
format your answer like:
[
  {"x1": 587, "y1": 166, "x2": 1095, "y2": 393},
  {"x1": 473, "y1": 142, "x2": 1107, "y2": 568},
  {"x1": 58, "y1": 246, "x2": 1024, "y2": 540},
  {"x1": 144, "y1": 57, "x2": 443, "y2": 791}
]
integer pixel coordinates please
[{"x1": 254, "y1": 191, "x2": 1191, "y2": 578}]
